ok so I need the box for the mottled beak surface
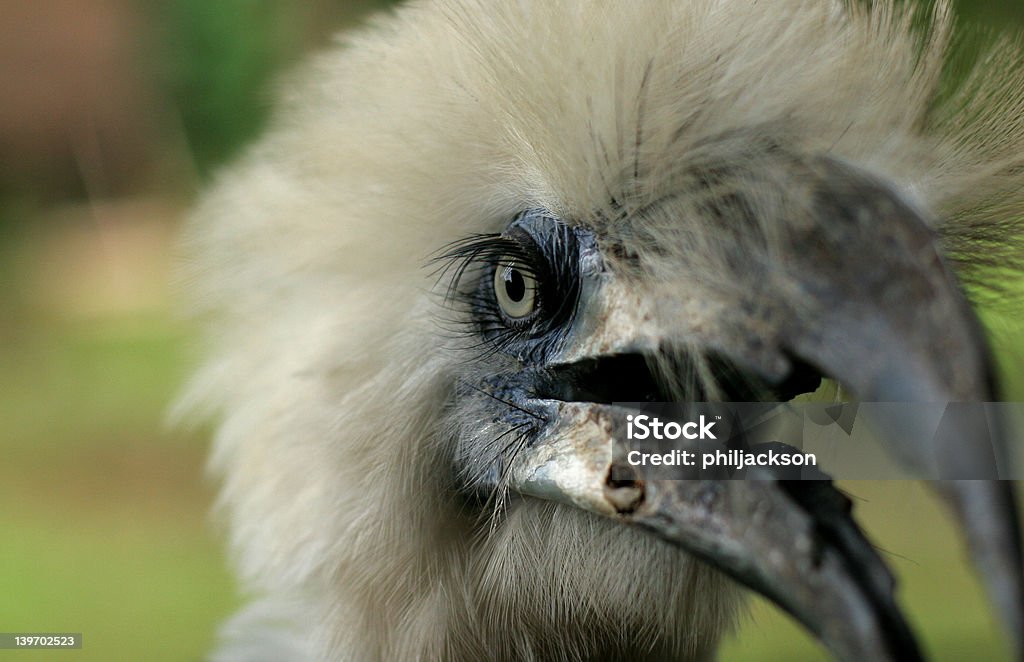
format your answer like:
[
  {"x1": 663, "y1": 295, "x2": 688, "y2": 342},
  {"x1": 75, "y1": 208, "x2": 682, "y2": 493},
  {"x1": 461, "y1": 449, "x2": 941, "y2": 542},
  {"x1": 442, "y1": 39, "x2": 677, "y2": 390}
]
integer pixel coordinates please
[{"x1": 468, "y1": 156, "x2": 1024, "y2": 661}]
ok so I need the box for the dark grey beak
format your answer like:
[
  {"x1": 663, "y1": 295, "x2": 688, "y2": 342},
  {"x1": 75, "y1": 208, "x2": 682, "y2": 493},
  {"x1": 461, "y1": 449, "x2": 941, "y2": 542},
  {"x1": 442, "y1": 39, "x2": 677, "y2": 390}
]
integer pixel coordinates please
[
  {"x1": 500, "y1": 155, "x2": 1023, "y2": 660},
  {"x1": 778, "y1": 157, "x2": 1024, "y2": 659}
]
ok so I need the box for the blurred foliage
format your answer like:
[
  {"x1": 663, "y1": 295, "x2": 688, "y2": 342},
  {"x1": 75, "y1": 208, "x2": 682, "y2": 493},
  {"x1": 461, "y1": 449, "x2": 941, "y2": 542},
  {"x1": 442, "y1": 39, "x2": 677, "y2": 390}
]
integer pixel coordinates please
[
  {"x1": 149, "y1": 0, "x2": 401, "y2": 178},
  {"x1": 955, "y1": 0, "x2": 1024, "y2": 24},
  {"x1": 149, "y1": 0, "x2": 303, "y2": 176}
]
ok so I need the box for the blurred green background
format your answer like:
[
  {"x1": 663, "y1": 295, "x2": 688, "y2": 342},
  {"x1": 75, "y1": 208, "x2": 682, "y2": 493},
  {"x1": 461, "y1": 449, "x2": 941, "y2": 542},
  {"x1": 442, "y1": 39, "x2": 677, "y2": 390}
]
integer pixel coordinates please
[{"x1": 1, "y1": 1, "x2": 1022, "y2": 660}]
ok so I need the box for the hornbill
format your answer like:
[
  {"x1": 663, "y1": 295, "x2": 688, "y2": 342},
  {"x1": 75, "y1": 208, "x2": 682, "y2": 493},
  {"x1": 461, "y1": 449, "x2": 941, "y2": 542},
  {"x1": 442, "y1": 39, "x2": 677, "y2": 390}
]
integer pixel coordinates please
[{"x1": 178, "y1": 1, "x2": 1024, "y2": 659}]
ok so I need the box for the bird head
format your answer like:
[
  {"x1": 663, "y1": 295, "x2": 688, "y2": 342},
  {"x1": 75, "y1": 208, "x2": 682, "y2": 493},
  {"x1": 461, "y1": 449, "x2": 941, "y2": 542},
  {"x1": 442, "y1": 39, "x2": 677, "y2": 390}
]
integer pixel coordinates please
[{"x1": 179, "y1": 1, "x2": 1024, "y2": 659}]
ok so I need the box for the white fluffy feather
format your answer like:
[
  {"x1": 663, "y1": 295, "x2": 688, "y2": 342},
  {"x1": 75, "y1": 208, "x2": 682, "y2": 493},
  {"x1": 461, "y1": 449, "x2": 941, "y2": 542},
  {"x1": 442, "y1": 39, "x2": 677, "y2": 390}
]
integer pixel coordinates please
[{"x1": 177, "y1": 1, "x2": 1024, "y2": 659}]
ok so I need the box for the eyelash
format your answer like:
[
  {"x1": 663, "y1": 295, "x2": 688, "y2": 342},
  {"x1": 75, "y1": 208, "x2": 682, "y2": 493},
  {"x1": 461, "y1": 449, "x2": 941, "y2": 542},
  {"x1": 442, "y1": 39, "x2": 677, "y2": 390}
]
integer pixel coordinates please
[{"x1": 432, "y1": 224, "x2": 580, "y2": 356}]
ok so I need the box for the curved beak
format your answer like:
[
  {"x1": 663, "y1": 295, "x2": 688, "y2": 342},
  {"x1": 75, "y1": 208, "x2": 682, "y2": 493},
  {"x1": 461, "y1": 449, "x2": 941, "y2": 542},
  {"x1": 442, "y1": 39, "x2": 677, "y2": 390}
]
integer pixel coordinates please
[{"x1": 497, "y1": 156, "x2": 1024, "y2": 660}]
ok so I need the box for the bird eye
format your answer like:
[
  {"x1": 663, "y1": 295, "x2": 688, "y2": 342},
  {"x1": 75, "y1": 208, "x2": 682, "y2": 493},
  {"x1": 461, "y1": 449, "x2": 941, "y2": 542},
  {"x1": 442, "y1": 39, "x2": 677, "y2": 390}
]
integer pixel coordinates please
[{"x1": 493, "y1": 259, "x2": 537, "y2": 319}]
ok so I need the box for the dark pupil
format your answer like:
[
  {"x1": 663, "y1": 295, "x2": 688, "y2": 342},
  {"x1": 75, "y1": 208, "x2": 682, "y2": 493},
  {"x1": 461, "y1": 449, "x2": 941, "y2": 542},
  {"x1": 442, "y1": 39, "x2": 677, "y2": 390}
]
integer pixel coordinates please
[{"x1": 503, "y1": 268, "x2": 526, "y2": 302}]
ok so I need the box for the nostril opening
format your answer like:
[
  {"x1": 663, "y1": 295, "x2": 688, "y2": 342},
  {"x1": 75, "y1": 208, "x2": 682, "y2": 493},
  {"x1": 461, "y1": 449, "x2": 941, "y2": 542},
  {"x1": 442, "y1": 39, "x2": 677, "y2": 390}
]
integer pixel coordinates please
[{"x1": 604, "y1": 468, "x2": 645, "y2": 514}]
